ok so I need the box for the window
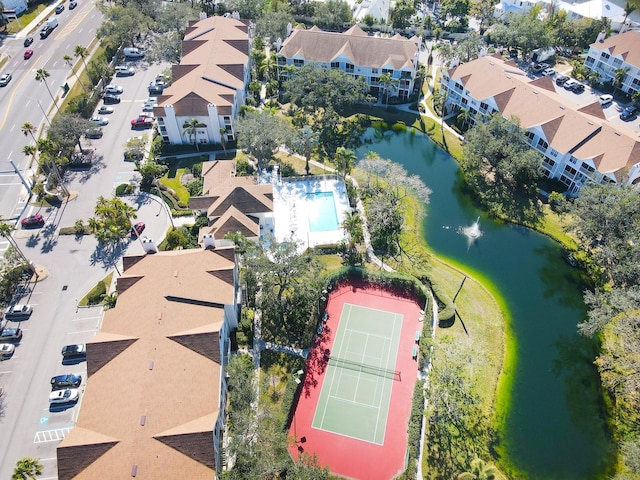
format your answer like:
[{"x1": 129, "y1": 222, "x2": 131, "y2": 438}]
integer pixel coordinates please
[
  {"x1": 346, "y1": 63, "x2": 354, "y2": 73},
  {"x1": 372, "y1": 68, "x2": 378, "y2": 74},
  {"x1": 454, "y1": 82, "x2": 463, "y2": 91},
  {"x1": 480, "y1": 102, "x2": 488, "y2": 111},
  {"x1": 525, "y1": 131, "x2": 535, "y2": 142},
  {"x1": 223, "y1": 116, "x2": 231, "y2": 125},
  {"x1": 293, "y1": 59, "x2": 304, "y2": 67},
  {"x1": 633, "y1": 78, "x2": 640, "y2": 87},
  {"x1": 330, "y1": 61, "x2": 339, "y2": 69},
  {"x1": 461, "y1": 97, "x2": 468, "y2": 105},
  {"x1": 382, "y1": 68, "x2": 393, "y2": 75},
  {"x1": 581, "y1": 163, "x2": 595, "y2": 173},
  {"x1": 544, "y1": 158, "x2": 556, "y2": 168},
  {"x1": 600, "y1": 52, "x2": 610, "y2": 60},
  {"x1": 585, "y1": 56, "x2": 595, "y2": 66},
  {"x1": 371, "y1": 76, "x2": 379, "y2": 84},
  {"x1": 569, "y1": 156, "x2": 577, "y2": 164},
  {"x1": 612, "y1": 58, "x2": 622, "y2": 67},
  {"x1": 564, "y1": 165, "x2": 577, "y2": 176},
  {"x1": 549, "y1": 149, "x2": 558, "y2": 157},
  {"x1": 537, "y1": 138, "x2": 548, "y2": 150}
]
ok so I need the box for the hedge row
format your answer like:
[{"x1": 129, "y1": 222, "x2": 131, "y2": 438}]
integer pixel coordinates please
[{"x1": 401, "y1": 379, "x2": 425, "y2": 480}]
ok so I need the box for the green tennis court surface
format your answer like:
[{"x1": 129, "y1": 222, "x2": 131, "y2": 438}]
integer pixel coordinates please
[{"x1": 312, "y1": 303, "x2": 403, "y2": 444}]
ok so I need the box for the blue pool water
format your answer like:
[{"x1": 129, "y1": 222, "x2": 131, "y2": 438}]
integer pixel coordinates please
[{"x1": 307, "y1": 192, "x2": 339, "y2": 232}]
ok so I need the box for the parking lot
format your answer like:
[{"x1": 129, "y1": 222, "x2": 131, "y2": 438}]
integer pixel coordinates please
[{"x1": 0, "y1": 57, "x2": 171, "y2": 479}]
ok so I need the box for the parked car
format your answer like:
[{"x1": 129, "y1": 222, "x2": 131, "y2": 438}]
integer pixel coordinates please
[
  {"x1": 50, "y1": 374, "x2": 82, "y2": 390},
  {"x1": 571, "y1": 83, "x2": 585, "y2": 93},
  {"x1": 69, "y1": 0, "x2": 77, "y2": 9},
  {"x1": 0, "y1": 73, "x2": 12, "y2": 87},
  {"x1": 98, "y1": 106, "x2": 114, "y2": 115},
  {"x1": 541, "y1": 68, "x2": 555, "y2": 76},
  {"x1": 23, "y1": 36, "x2": 34, "y2": 47},
  {"x1": 68, "y1": 151, "x2": 92, "y2": 168},
  {"x1": 5, "y1": 304, "x2": 32, "y2": 319},
  {"x1": 102, "y1": 94, "x2": 121, "y2": 104},
  {"x1": 131, "y1": 116, "x2": 153, "y2": 128},
  {"x1": 555, "y1": 75, "x2": 569, "y2": 85},
  {"x1": 0, "y1": 328, "x2": 23, "y2": 342},
  {"x1": 131, "y1": 221, "x2": 145, "y2": 238},
  {"x1": 55, "y1": 4, "x2": 64, "y2": 14},
  {"x1": 61, "y1": 344, "x2": 86, "y2": 358},
  {"x1": 598, "y1": 94, "x2": 613, "y2": 106},
  {"x1": 89, "y1": 116, "x2": 109, "y2": 126},
  {"x1": 24, "y1": 49, "x2": 34, "y2": 60},
  {"x1": 84, "y1": 127, "x2": 103, "y2": 139},
  {"x1": 115, "y1": 65, "x2": 135, "y2": 76},
  {"x1": 124, "y1": 149, "x2": 143, "y2": 162},
  {"x1": 620, "y1": 106, "x2": 637, "y2": 121},
  {"x1": 148, "y1": 82, "x2": 164, "y2": 95},
  {"x1": 0, "y1": 343, "x2": 15, "y2": 359},
  {"x1": 49, "y1": 388, "x2": 79, "y2": 404},
  {"x1": 532, "y1": 62, "x2": 549, "y2": 73},
  {"x1": 104, "y1": 85, "x2": 123, "y2": 95},
  {"x1": 21, "y1": 214, "x2": 44, "y2": 228},
  {"x1": 123, "y1": 47, "x2": 144, "y2": 58}
]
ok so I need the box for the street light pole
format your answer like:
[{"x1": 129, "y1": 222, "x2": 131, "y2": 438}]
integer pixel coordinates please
[{"x1": 19, "y1": 94, "x2": 52, "y2": 126}]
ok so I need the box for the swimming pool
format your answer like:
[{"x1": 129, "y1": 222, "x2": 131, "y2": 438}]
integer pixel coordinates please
[{"x1": 307, "y1": 192, "x2": 339, "y2": 232}]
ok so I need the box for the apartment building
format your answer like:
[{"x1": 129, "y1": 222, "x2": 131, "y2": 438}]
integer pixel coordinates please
[
  {"x1": 277, "y1": 24, "x2": 421, "y2": 102},
  {"x1": 584, "y1": 30, "x2": 640, "y2": 97},
  {"x1": 442, "y1": 54, "x2": 640, "y2": 194}
]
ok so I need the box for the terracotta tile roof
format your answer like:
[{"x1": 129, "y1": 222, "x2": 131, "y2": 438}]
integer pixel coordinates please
[
  {"x1": 207, "y1": 185, "x2": 273, "y2": 218},
  {"x1": 279, "y1": 24, "x2": 418, "y2": 72},
  {"x1": 201, "y1": 159, "x2": 255, "y2": 195},
  {"x1": 158, "y1": 16, "x2": 249, "y2": 115},
  {"x1": 57, "y1": 248, "x2": 236, "y2": 479},
  {"x1": 446, "y1": 55, "x2": 640, "y2": 180},
  {"x1": 589, "y1": 31, "x2": 640, "y2": 68}
]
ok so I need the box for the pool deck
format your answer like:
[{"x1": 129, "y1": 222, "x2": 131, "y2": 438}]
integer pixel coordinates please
[{"x1": 261, "y1": 171, "x2": 350, "y2": 249}]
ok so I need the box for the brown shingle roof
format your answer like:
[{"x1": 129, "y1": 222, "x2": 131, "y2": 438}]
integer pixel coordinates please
[
  {"x1": 57, "y1": 248, "x2": 236, "y2": 479},
  {"x1": 158, "y1": 16, "x2": 249, "y2": 115},
  {"x1": 207, "y1": 185, "x2": 273, "y2": 218},
  {"x1": 447, "y1": 55, "x2": 640, "y2": 180},
  {"x1": 589, "y1": 31, "x2": 640, "y2": 68},
  {"x1": 279, "y1": 24, "x2": 418, "y2": 72}
]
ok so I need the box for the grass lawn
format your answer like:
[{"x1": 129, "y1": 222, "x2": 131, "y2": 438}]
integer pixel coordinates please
[
  {"x1": 273, "y1": 151, "x2": 329, "y2": 176},
  {"x1": 5, "y1": 5, "x2": 47, "y2": 35},
  {"x1": 79, "y1": 272, "x2": 114, "y2": 307},
  {"x1": 159, "y1": 154, "x2": 208, "y2": 204}
]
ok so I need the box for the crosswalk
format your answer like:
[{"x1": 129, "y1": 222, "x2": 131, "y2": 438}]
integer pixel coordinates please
[{"x1": 33, "y1": 427, "x2": 72, "y2": 444}]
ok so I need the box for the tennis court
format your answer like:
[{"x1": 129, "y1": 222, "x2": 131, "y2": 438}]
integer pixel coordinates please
[{"x1": 311, "y1": 303, "x2": 403, "y2": 444}]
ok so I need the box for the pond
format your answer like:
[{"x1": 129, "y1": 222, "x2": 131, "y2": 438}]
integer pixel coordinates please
[{"x1": 356, "y1": 130, "x2": 613, "y2": 479}]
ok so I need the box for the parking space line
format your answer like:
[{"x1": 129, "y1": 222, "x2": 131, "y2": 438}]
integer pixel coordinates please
[
  {"x1": 33, "y1": 426, "x2": 73, "y2": 444},
  {"x1": 72, "y1": 316, "x2": 101, "y2": 322},
  {"x1": 67, "y1": 329, "x2": 97, "y2": 334}
]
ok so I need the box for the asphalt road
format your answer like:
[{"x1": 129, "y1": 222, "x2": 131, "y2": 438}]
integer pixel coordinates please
[
  {"x1": 0, "y1": 14, "x2": 174, "y2": 478},
  {"x1": 0, "y1": 1, "x2": 103, "y2": 224}
]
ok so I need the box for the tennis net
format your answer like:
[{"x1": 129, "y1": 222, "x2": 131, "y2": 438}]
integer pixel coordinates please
[{"x1": 328, "y1": 356, "x2": 401, "y2": 381}]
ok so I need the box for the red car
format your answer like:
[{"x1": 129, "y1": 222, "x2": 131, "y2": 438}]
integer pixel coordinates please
[
  {"x1": 130, "y1": 116, "x2": 153, "y2": 129},
  {"x1": 24, "y1": 49, "x2": 34, "y2": 60},
  {"x1": 21, "y1": 214, "x2": 44, "y2": 228},
  {"x1": 130, "y1": 222, "x2": 145, "y2": 238}
]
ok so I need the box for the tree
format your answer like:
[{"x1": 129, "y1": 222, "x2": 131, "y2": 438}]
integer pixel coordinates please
[
  {"x1": 456, "y1": 106, "x2": 471, "y2": 129},
  {"x1": 73, "y1": 45, "x2": 89, "y2": 72},
  {"x1": 182, "y1": 118, "x2": 206, "y2": 150},
  {"x1": 390, "y1": 0, "x2": 414, "y2": 28},
  {"x1": 461, "y1": 114, "x2": 543, "y2": 221},
  {"x1": 12, "y1": 457, "x2": 42, "y2": 480},
  {"x1": 90, "y1": 196, "x2": 138, "y2": 273},
  {"x1": 0, "y1": 218, "x2": 30, "y2": 267},
  {"x1": 290, "y1": 125, "x2": 319, "y2": 175},
  {"x1": 613, "y1": 67, "x2": 630, "y2": 95},
  {"x1": 135, "y1": 161, "x2": 168, "y2": 189},
  {"x1": 470, "y1": 0, "x2": 497, "y2": 31},
  {"x1": 35, "y1": 69, "x2": 60, "y2": 114},
  {"x1": 96, "y1": 6, "x2": 148, "y2": 50},
  {"x1": 333, "y1": 147, "x2": 356, "y2": 179},
  {"x1": 236, "y1": 110, "x2": 292, "y2": 169},
  {"x1": 490, "y1": 12, "x2": 552, "y2": 57},
  {"x1": 312, "y1": 0, "x2": 352, "y2": 28},
  {"x1": 63, "y1": 54, "x2": 87, "y2": 92},
  {"x1": 47, "y1": 113, "x2": 91, "y2": 154},
  {"x1": 458, "y1": 457, "x2": 506, "y2": 480},
  {"x1": 623, "y1": 1, "x2": 637, "y2": 24},
  {"x1": 441, "y1": 0, "x2": 470, "y2": 20},
  {"x1": 341, "y1": 211, "x2": 364, "y2": 248},
  {"x1": 223, "y1": 0, "x2": 264, "y2": 19},
  {"x1": 21, "y1": 122, "x2": 37, "y2": 145},
  {"x1": 255, "y1": 9, "x2": 292, "y2": 43},
  {"x1": 378, "y1": 73, "x2": 399, "y2": 105}
]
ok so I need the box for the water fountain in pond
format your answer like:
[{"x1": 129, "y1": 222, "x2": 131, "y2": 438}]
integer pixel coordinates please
[{"x1": 460, "y1": 216, "x2": 483, "y2": 246}]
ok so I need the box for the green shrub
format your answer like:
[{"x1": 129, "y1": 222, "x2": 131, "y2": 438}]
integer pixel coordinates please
[
  {"x1": 115, "y1": 183, "x2": 133, "y2": 196},
  {"x1": 86, "y1": 281, "x2": 107, "y2": 305},
  {"x1": 392, "y1": 122, "x2": 408, "y2": 132},
  {"x1": 371, "y1": 120, "x2": 388, "y2": 131}
]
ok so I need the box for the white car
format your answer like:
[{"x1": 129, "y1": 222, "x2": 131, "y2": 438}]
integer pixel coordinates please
[
  {"x1": 0, "y1": 343, "x2": 15, "y2": 358},
  {"x1": 98, "y1": 106, "x2": 114, "y2": 115},
  {"x1": 49, "y1": 388, "x2": 80, "y2": 404},
  {"x1": 5, "y1": 304, "x2": 32, "y2": 319},
  {"x1": 89, "y1": 116, "x2": 109, "y2": 126},
  {"x1": 115, "y1": 65, "x2": 135, "y2": 76},
  {"x1": 104, "y1": 85, "x2": 123, "y2": 95},
  {"x1": 542, "y1": 68, "x2": 555, "y2": 76},
  {"x1": 598, "y1": 94, "x2": 613, "y2": 106}
]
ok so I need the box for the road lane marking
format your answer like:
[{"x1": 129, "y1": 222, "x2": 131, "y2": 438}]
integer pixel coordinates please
[{"x1": 0, "y1": 55, "x2": 43, "y2": 132}]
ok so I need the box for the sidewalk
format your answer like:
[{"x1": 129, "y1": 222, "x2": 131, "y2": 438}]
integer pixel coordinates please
[{"x1": 11, "y1": 2, "x2": 61, "y2": 39}]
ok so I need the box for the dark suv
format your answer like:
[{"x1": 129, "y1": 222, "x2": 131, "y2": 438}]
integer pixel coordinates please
[
  {"x1": 51, "y1": 374, "x2": 82, "y2": 390},
  {"x1": 40, "y1": 25, "x2": 53, "y2": 39},
  {"x1": 0, "y1": 328, "x2": 23, "y2": 342},
  {"x1": 61, "y1": 344, "x2": 86, "y2": 358}
]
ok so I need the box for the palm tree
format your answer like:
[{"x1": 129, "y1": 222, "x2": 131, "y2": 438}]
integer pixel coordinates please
[
  {"x1": 259, "y1": 55, "x2": 276, "y2": 81},
  {"x1": 21, "y1": 122, "x2": 37, "y2": 144},
  {"x1": 623, "y1": 2, "x2": 636, "y2": 24},
  {"x1": 74, "y1": 45, "x2": 89, "y2": 71},
  {"x1": 378, "y1": 72, "x2": 400, "y2": 104},
  {"x1": 0, "y1": 218, "x2": 30, "y2": 267},
  {"x1": 34, "y1": 69, "x2": 60, "y2": 114},
  {"x1": 341, "y1": 211, "x2": 364, "y2": 249},
  {"x1": 219, "y1": 127, "x2": 227, "y2": 152},
  {"x1": 12, "y1": 457, "x2": 42, "y2": 480},
  {"x1": 334, "y1": 147, "x2": 357, "y2": 179},
  {"x1": 292, "y1": 125, "x2": 319, "y2": 175},
  {"x1": 613, "y1": 67, "x2": 630, "y2": 95},
  {"x1": 457, "y1": 457, "x2": 506, "y2": 480},
  {"x1": 63, "y1": 54, "x2": 87, "y2": 91},
  {"x1": 182, "y1": 118, "x2": 204, "y2": 151},
  {"x1": 457, "y1": 107, "x2": 472, "y2": 129}
]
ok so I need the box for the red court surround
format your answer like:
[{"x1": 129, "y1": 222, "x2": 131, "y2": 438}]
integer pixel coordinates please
[{"x1": 289, "y1": 279, "x2": 423, "y2": 480}]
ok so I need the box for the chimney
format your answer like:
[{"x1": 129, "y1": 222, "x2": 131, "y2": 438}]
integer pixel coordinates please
[
  {"x1": 142, "y1": 238, "x2": 158, "y2": 254},
  {"x1": 203, "y1": 233, "x2": 216, "y2": 249}
]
